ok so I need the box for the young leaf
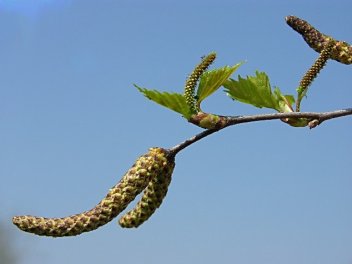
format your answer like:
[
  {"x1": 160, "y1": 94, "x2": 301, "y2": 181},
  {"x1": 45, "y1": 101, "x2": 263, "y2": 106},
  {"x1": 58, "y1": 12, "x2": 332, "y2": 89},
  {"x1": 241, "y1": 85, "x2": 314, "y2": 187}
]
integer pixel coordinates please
[
  {"x1": 196, "y1": 63, "x2": 243, "y2": 108},
  {"x1": 135, "y1": 85, "x2": 192, "y2": 119},
  {"x1": 223, "y1": 71, "x2": 294, "y2": 113},
  {"x1": 274, "y1": 88, "x2": 296, "y2": 113}
]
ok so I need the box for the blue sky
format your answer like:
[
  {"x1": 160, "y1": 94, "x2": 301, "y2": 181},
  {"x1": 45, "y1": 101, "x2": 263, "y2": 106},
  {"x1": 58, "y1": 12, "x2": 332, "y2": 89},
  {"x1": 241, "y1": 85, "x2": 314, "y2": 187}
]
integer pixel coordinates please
[{"x1": 1, "y1": 1, "x2": 351, "y2": 264}]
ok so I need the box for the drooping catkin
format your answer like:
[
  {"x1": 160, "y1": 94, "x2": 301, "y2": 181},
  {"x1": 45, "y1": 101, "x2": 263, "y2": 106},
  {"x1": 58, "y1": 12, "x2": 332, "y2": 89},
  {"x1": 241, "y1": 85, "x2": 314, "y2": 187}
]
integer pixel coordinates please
[
  {"x1": 299, "y1": 38, "x2": 335, "y2": 89},
  {"x1": 118, "y1": 158, "x2": 175, "y2": 228},
  {"x1": 12, "y1": 147, "x2": 174, "y2": 237},
  {"x1": 285, "y1": 15, "x2": 352, "y2": 65},
  {"x1": 184, "y1": 53, "x2": 216, "y2": 113}
]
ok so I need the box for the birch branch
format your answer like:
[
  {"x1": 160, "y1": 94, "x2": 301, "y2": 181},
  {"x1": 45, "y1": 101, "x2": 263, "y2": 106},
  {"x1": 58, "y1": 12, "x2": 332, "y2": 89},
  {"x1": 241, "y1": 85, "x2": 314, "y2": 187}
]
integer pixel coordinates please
[{"x1": 170, "y1": 108, "x2": 352, "y2": 156}]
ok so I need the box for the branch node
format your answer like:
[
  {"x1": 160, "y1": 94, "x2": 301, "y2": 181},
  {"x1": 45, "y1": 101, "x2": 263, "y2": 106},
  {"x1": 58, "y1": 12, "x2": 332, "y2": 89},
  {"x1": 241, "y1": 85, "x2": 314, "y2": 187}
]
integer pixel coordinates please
[{"x1": 308, "y1": 119, "x2": 320, "y2": 129}]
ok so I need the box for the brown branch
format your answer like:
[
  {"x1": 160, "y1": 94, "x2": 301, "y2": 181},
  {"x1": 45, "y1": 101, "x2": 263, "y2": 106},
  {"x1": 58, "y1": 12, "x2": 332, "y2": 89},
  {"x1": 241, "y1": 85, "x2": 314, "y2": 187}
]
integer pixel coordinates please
[{"x1": 169, "y1": 108, "x2": 352, "y2": 156}]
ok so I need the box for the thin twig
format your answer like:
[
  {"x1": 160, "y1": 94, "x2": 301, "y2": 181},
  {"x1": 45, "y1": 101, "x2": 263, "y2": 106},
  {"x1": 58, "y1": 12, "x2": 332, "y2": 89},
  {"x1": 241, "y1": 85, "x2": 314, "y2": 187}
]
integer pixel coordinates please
[
  {"x1": 169, "y1": 128, "x2": 219, "y2": 157},
  {"x1": 225, "y1": 108, "x2": 351, "y2": 126},
  {"x1": 169, "y1": 108, "x2": 352, "y2": 156}
]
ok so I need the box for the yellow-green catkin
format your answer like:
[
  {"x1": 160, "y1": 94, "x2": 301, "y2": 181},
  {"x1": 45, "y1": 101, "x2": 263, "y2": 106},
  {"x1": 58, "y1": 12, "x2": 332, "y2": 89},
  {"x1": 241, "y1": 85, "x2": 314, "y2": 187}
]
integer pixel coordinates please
[
  {"x1": 299, "y1": 39, "x2": 335, "y2": 90},
  {"x1": 184, "y1": 53, "x2": 216, "y2": 113},
  {"x1": 285, "y1": 16, "x2": 352, "y2": 65},
  {"x1": 118, "y1": 157, "x2": 175, "y2": 228},
  {"x1": 12, "y1": 147, "x2": 174, "y2": 237}
]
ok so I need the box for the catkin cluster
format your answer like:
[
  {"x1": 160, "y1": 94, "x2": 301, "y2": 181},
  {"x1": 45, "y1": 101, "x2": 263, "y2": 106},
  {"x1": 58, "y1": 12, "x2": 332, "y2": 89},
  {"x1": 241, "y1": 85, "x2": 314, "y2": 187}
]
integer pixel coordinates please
[
  {"x1": 184, "y1": 53, "x2": 217, "y2": 113},
  {"x1": 285, "y1": 15, "x2": 352, "y2": 65},
  {"x1": 119, "y1": 159, "x2": 174, "y2": 228},
  {"x1": 12, "y1": 147, "x2": 175, "y2": 237}
]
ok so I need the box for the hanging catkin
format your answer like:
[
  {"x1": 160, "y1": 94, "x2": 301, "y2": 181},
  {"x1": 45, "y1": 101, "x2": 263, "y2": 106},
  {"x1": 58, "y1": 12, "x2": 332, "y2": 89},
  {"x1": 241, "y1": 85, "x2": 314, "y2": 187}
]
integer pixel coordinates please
[
  {"x1": 286, "y1": 15, "x2": 352, "y2": 65},
  {"x1": 12, "y1": 147, "x2": 175, "y2": 237},
  {"x1": 118, "y1": 159, "x2": 174, "y2": 228}
]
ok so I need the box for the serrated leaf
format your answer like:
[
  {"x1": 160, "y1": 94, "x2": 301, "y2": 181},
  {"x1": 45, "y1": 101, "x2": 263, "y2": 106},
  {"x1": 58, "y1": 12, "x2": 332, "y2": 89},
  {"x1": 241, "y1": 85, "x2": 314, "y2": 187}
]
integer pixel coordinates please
[
  {"x1": 223, "y1": 71, "x2": 294, "y2": 112},
  {"x1": 196, "y1": 63, "x2": 243, "y2": 107},
  {"x1": 135, "y1": 85, "x2": 192, "y2": 119}
]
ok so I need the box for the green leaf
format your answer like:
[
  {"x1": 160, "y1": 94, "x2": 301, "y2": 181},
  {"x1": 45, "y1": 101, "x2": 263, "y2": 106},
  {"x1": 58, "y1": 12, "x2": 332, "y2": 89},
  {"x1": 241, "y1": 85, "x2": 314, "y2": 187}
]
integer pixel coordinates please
[
  {"x1": 223, "y1": 71, "x2": 294, "y2": 113},
  {"x1": 135, "y1": 85, "x2": 192, "y2": 119},
  {"x1": 196, "y1": 63, "x2": 243, "y2": 107}
]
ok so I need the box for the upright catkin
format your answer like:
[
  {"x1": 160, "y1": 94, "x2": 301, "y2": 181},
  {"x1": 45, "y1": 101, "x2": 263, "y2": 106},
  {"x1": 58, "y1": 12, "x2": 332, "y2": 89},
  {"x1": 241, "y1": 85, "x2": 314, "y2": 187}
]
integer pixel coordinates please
[
  {"x1": 118, "y1": 158, "x2": 175, "y2": 228},
  {"x1": 184, "y1": 53, "x2": 217, "y2": 113},
  {"x1": 12, "y1": 147, "x2": 175, "y2": 237},
  {"x1": 285, "y1": 15, "x2": 352, "y2": 65}
]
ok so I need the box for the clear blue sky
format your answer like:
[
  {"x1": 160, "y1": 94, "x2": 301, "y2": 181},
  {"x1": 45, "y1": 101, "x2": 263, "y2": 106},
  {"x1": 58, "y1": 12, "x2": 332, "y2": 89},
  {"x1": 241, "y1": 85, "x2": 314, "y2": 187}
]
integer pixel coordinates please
[{"x1": 1, "y1": 1, "x2": 351, "y2": 264}]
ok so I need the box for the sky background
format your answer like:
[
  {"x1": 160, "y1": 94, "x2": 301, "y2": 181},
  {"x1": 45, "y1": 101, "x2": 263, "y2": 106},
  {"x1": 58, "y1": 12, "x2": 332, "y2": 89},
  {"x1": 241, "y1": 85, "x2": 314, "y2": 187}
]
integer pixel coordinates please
[{"x1": 1, "y1": 1, "x2": 351, "y2": 264}]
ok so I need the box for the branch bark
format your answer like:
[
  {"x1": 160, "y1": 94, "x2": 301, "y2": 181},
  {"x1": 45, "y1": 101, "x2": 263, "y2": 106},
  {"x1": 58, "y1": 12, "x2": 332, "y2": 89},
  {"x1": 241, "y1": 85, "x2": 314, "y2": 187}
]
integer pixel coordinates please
[{"x1": 169, "y1": 108, "x2": 352, "y2": 156}]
